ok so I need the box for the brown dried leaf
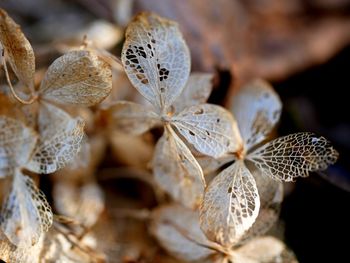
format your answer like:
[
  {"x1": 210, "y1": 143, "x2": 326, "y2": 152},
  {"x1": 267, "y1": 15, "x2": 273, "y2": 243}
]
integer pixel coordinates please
[
  {"x1": 173, "y1": 73, "x2": 214, "y2": 113},
  {"x1": 151, "y1": 204, "x2": 216, "y2": 262},
  {"x1": 0, "y1": 116, "x2": 37, "y2": 177},
  {"x1": 0, "y1": 9, "x2": 35, "y2": 89},
  {"x1": 122, "y1": 12, "x2": 190, "y2": 112},
  {"x1": 172, "y1": 104, "x2": 243, "y2": 158},
  {"x1": 200, "y1": 161, "x2": 260, "y2": 247},
  {"x1": 107, "y1": 101, "x2": 160, "y2": 135},
  {"x1": 153, "y1": 127, "x2": 205, "y2": 208},
  {"x1": 25, "y1": 102, "x2": 85, "y2": 174},
  {"x1": 231, "y1": 79, "x2": 282, "y2": 150},
  {"x1": 39, "y1": 50, "x2": 112, "y2": 106}
]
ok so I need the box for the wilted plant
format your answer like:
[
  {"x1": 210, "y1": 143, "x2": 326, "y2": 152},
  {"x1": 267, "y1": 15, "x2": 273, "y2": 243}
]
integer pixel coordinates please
[
  {"x1": 151, "y1": 175, "x2": 293, "y2": 263},
  {"x1": 107, "y1": 12, "x2": 240, "y2": 208},
  {"x1": 0, "y1": 8, "x2": 112, "y2": 251},
  {"x1": 200, "y1": 80, "x2": 339, "y2": 246},
  {"x1": 0, "y1": 7, "x2": 340, "y2": 263}
]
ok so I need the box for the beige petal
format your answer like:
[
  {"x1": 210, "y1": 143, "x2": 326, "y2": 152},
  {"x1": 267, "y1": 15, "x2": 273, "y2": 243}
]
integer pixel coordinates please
[
  {"x1": 39, "y1": 50, "x2": 112, "y2": 106},
  {"x1": 197, "y1": 154, "x2": 235, "y2": 175},
  {"x1": 231, "y1": 79, "x2": 281, "y2": 150},
  {"x1": 122, "y1": 12, "x2": 190, "y2": 112},
  {"x1": 200, "y1": 161, "x2": 260, "y2": 247},
  {"x1": 238, "y1": 168, "x2": 283, "y2": 245},
  {"x1": 235, "y1": 236, "x2": 286, "y2": 263},
  {"x1": 153, "y1": 127, "x2": 205, "y2": 208},
  {"x1": 172, "y1": 104, "x2": 243, "y2": 158},
  {"x1": 107, "y1": 101, "x2": 160, "y2": 135},
  {"x1": 0, "y1": 116, "x2": 37, "y2": 177},
  {"x1": 173, "y1": 73, "x2": 214, "y2": 113},
  {"x1": 0, "y1": 170, "x2": 52, "y2": 247},
  {"x1": 0, "y1": 9, "x2": 35, "y2": 89},
  {"x1": 25, "y1": 102, "x2": 85, "y2": 174},
  {"x1": 53, "y1": 181, "x2": 104, "y2": 227},
  {"x1": 151, "y1": 204, "x2": 216, "y2": 262},
  {"x1": 0, "y1": 230, "x2": 43, "y2": 263},
  {"x1": 247, "y1": 132, "x2": 339, "y2": 182}
]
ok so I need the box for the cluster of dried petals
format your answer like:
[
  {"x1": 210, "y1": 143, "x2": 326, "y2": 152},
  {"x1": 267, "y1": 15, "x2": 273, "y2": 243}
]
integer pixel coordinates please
[
  {"x1": 0, "y1": 8, "x2": 112, "y2": 252},
  {"x1": 200, "y1": 80, "x2": 338, "y2": 246},
  {"x1": 107, "y1": 12, "x2": 240, "y2": 209}
]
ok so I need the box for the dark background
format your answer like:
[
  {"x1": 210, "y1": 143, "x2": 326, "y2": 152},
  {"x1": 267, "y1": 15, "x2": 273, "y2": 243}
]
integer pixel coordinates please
[{"x1": 276, "y1": 45, "x2": 350, "y2": 263}]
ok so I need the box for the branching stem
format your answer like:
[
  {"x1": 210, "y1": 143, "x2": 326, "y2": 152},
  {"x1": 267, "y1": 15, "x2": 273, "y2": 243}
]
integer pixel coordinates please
[{"x1": 2, "y1": 58, "x2": 37, "y2": 105}]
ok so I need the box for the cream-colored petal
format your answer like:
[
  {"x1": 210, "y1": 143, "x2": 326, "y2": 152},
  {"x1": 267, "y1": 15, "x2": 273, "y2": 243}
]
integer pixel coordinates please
[
  {"x1": 231, "y1": 79, "x2": 281, "y2": 150},
  {"x1": 247, "y1": 132, "x2": 339, "y2": 182},
  {"x1": 173, "y1": 104, "x2": 243, "y2": 158},
  {"x1": 122, "y1": 12, "x2": 190, "y2": 112},
  {"x1": 25, "y1": 102, "x2": 84, "y2": 174},
  {"x1": 200, "y1": 161, "x2": 260, "y2": 247},
  {"x1": 39, "y1": 50, "x2": 112, "y2": 106},
  {"x1": 0, "y1": 170, "x2": 52, "y2": 247},
  {"x1": 153, "y1": 127, "x2": 205, "y2": 208}
]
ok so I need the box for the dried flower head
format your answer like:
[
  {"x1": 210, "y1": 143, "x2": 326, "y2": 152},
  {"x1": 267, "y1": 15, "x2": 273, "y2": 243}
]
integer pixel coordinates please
[
  {"x1": 0, "y1": 9, "x2": 112, "y2": 249},
  {"x1": 200, "y1": 79, "x2": 338, "y2": 246},
  {"x1": 108, "y1": 12, "x2": 239, "y2": 208}
]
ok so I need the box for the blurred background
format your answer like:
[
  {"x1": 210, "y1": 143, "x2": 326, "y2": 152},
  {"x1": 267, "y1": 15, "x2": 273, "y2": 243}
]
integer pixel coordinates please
[{"x1": 1, "y1": 0, "x2": 350, "y2": 262}]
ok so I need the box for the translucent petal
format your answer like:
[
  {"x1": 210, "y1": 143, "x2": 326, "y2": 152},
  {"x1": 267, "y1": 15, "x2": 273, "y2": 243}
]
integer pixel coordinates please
[
  {"x1": 197, "y1": 154, "x2": 235, "y2": 175},
  {"x1": 39, "y1": 50, "x2": 112, "y2": 106},
  {"x1": 231, "y1": 79, "x2": 282, "y2": 150},
  {"x1": 247, "y1": 133, "x2": 339, "y2": 182},
  {"x1": 151, "y1": 204, "x2": 215, "y2": 262},
  {"x1": 275, "y1": 248, "x2": 299, "y2": 263},
  {"x1": 122, "y1": 12, "x2": 190, "y2": 111},
  {"x1": 153, "y1": 127, "x2": 205, "y2": 208},
  {"x1": 25, "y1": 102, "x2": 85, "y2": 174},
  {"x1": 0, "y1": 116, "x2": 37, "y2": 177},
  {"x1": 238, "y1": 169, "x2": 283, "y2": 245},
  {"x1": 107, "y1": 101, "x2": 160, "y2": 135},
  {"x1": 0, "y1": 171, "x2": 52, "y2": 246},
  {"x1": 172, "y1": 104, "x2": 243, "y2": 158},
  {"x1": 0, "y1": 230, "x2": 43, "y2": 263},
  {"x1": 200, "y1": 161, "x2": 260, "y2": 247},
  {"x1": 0, "y1": 9, "x2": 35, "y2": 89},
  {"x1": 235, "y1": 236, "x2": 285, "y2": 263},
  {"x1": 173, "y1": 73, "x2": 214, "y2": 113}
]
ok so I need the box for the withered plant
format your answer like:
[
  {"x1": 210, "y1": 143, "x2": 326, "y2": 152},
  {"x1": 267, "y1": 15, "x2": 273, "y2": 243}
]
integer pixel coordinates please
[{"x1": 0, "y1": 9, "x2": 339, "y2": 263}]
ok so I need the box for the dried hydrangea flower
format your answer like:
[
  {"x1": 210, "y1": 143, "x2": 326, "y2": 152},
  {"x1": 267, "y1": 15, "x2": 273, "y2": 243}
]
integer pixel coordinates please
[
  {"x1": 108, "y1": 12, "x2": 239, "y2": 208},
  {"x1": 200, "y1": 79, "x2": 338, "y2": 246},
  {"x1": 151, "y1": 179, "x2": 296, "y2": 263},
  {"x1": 0, "y1": 9, "x2": 113, "y2": 248}
]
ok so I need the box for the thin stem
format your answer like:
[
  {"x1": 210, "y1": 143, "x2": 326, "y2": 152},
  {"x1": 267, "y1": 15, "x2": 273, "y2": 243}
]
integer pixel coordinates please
[
  {"x1": 111, "y1": 208, "x2": 151, "y2": 220},
  {"x1": 2, "y1": 59, "x2": 37, "y2": 105},
  {"x1": 53, "y1": 221, "x2": 105, "y2": 261}
]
